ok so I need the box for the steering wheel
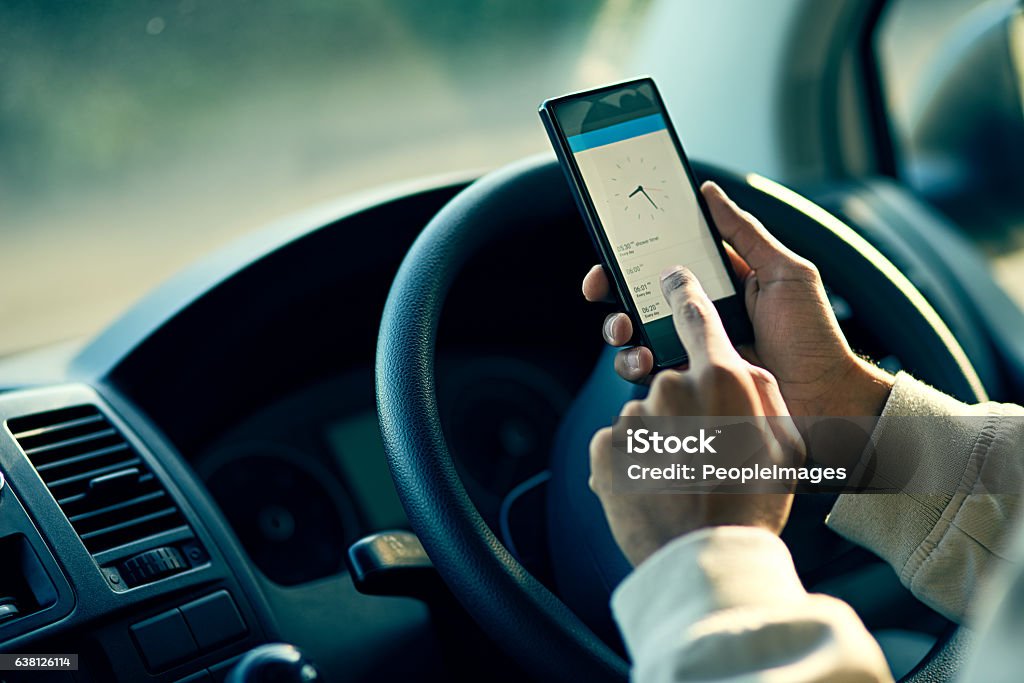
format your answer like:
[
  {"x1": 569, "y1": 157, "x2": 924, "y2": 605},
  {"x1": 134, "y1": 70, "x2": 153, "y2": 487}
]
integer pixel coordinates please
[{"x1": 375, "y1": 155, "x2": 985, "y2": 682}]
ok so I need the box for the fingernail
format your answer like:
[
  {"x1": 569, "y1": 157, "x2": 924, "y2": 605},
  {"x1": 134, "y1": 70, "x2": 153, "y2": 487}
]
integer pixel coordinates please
[
  {"x1": 660, "y1": 265, "x2": 683, "y2": 280},
  {"x1": 626, "y1": 347, "x2": 642, "y2": 372},
  {"x1": 660, "y1": 266, "x2": 690, "y2": 292},
  {"x1": 603, "y1": 315, "x2": 617, "y2": 343}
]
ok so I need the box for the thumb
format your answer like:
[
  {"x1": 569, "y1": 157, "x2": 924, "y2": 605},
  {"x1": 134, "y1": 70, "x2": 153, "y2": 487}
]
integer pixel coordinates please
[{"x1": 701, "y1": 181, "x2": 793, "y2": 275}]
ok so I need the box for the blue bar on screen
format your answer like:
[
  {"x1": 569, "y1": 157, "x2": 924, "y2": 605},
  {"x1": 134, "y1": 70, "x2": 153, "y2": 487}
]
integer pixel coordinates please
[{"x1": 567, "y1": 114, "x2": 667, "y2": 153}]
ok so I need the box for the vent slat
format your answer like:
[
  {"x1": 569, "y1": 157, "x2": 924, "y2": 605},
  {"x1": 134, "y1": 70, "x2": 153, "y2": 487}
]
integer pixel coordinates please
[
  {"x1": 7, "y1": 405, "x2": 100, "y2": 437},
  {"x1": 24, "y1": 428, "x2": 119, "y2": 458},
  {"x1": 57, "y1": 473, "x2": 157, "y2": 509},
  {"x1": 8, "y1": 405, "x2": 189, "y2": 556},
  {"x1": 78, "y1": 507, "x2": 179, "y2": 540},
  {"x1": 69, "y1": 490, "x2": 166, "y2": 525},
  {"x1": 58, "y1": 475, "x2": 161, "y2": 522},
  {"x1": 57, "y1": 492, "x2": 87, "y2": 508},
  {"x1": 34, "y1": 443, "x2": 130, "y2": 474},
  {"x1": 45, "y1": 458, "x2": 143, "y2": 491},
  {"x1": 10, "y1": 413, "x2": 106, "y2": 441}
]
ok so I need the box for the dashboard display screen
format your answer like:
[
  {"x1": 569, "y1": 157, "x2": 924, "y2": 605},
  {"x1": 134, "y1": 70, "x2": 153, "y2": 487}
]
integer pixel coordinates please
[{"x1": 326, "y1": 411, "x2": 407, "y2": 530}]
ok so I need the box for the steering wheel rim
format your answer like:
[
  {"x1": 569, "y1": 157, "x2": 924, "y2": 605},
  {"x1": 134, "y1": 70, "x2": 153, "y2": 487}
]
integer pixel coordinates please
[{"x1": 375, "y1": 154, "x2": 985, "y2": 682}]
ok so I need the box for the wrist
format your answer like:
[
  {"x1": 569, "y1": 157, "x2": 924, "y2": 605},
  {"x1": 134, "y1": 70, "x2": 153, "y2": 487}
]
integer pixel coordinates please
[{"x1": 824, "y1": 356, "x2": 894, "y2": 417}]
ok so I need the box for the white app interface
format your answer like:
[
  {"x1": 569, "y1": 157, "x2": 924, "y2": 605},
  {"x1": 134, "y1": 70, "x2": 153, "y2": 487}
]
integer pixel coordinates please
[{"x1": 569, "y1": 113, "x2": 735, "y2": 324}]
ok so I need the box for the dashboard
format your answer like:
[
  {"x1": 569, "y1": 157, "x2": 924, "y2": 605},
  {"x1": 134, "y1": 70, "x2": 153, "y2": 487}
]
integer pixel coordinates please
[
  {"x1": 194, "y1": 349, "x2": 580, "y2": 589},
  {"x1": 0, "y1": 171, "x2": 604, "y2": 682},
  {"x1": 0, "y1": 385, "x2": 270, "y2": 683}
]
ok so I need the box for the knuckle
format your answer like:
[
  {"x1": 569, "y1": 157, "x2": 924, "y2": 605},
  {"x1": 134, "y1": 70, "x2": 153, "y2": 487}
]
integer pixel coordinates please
[
  {"x1": 748, "y1": 364, "x2": 778, "y2": 388},
  {"x1": 701, "y1": 362, "x2": 745, "y2": 389},
  {"x1": 650, "y1": 370, "x2": 684, "y2": 397},
  {"x1": 677, "y1": 298, "x2": 708, "y2": 324},
  {"x1": 589, "y1": 427, "x2": 613, "y2": 456},
  {"x1": 738, "y1": 209, "x2": 761, "y2": 228},
  {"x1": 620, "y1": 400, "x2": 645, "y2": 417},
  {"x1": 791, "y1": 257, "x2": 820, "y2": 282}
]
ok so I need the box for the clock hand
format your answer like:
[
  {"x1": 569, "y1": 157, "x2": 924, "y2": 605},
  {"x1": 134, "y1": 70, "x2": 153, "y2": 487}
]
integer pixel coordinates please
[
  {"x1": 640, "y1": 189, "x2": 658, "y2": 209},
  {"x1": 628, "y1": 185, "x2": 643, "y2": 198}
]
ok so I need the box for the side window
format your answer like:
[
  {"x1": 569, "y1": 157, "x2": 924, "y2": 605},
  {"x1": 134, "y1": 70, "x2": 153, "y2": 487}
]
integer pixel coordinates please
[{"x1": 877, "y1": 0, "x2": 1024, "y2": 302}]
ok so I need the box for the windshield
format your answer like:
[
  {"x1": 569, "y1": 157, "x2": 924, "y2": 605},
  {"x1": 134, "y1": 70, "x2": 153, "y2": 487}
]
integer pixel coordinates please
[{"x1": 0, "y1": 1, "x2": 650, "y2": 355}]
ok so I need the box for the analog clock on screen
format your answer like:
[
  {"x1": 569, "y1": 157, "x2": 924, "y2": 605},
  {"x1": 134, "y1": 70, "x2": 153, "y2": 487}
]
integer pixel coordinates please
[{"x1": 606, "y1": 155, "x2": 669, "y2": 222}]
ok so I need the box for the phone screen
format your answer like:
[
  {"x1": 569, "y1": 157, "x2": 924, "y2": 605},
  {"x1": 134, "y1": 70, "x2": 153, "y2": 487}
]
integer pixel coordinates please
[{"x1": 548, "y1": 80, "x2": 743, "y2": 364}]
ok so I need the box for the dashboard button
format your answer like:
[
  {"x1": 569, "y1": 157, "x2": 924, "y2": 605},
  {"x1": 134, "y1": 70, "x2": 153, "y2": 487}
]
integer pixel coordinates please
[
  {"x1": 181, "y1": 591, "x2": 247, "y2": 651},
  {"x1": 131, "y1": 609, "x2": 199, "y2": 671},
  {"x1": 121, "y1": 546, "x2": 187, "y2": 587}
]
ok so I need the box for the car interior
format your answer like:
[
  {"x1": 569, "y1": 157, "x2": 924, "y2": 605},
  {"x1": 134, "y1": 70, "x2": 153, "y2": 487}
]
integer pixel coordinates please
[{"x1": 2, "y1": 0, "x2": 1024, "y2": 681}]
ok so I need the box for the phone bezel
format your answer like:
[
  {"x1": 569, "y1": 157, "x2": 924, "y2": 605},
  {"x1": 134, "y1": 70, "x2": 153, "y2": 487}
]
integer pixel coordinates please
[{"x1": 539, "y1": 76, "x2": 751, "y2": 368}]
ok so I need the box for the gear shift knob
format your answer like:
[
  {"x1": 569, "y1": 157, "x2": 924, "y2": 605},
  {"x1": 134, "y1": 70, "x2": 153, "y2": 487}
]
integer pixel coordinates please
[{"x1": 226, "y1": 643, "x2": 321, "y2": 683}]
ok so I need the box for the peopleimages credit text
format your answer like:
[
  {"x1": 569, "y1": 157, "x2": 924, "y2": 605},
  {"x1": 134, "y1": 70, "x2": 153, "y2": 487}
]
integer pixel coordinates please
[
  {"x1": 613, "y1": 417, "x2": 1024, "y2": 494},
  {"x1": 624, "y1": 428, "x2": 846, "y2": 486}
]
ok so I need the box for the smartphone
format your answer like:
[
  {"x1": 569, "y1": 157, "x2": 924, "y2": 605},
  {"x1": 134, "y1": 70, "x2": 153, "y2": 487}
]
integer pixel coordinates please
[{"x1": 539, "y1": 77, "x2": 752, "y2": 368}]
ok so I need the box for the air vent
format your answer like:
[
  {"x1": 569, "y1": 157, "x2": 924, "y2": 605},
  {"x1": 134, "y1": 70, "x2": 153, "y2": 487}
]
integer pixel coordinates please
[{"x1": 8, "y1": 405, "x2": 188, "y2": 555}]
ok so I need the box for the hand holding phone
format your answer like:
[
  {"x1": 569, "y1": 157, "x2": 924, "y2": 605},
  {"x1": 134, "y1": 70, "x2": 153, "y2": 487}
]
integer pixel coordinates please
[
  {"x1": 539, "y1": 78, "x2": 752, "y2": 368},
  {"x1": 566, "y1": 105, "x2": 891, "y2": 420}
]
